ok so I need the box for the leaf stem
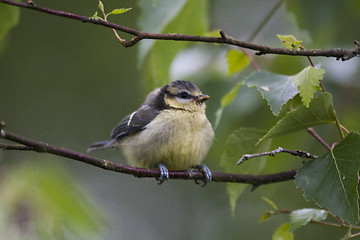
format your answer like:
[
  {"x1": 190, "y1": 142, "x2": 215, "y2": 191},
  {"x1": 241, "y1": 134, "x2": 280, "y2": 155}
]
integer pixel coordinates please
[
  {"x1": 307, "y1": 128, "x2": 331, "y2": 151},
  {"x1": 334, "y1": 112, "x2": 345, "y2": 139}
]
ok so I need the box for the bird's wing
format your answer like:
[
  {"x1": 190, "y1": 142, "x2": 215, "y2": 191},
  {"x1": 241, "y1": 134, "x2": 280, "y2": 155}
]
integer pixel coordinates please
[{"x1": 110, "y1": 105, "x2": 160, "y2": 141}]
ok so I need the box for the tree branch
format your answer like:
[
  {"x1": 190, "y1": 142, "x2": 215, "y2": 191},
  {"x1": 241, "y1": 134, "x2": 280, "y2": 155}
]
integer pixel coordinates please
[
  {"x1": 0, "y1": 127, "x2": 296, "y2": 187},
  {"x1": 1, "y1": 0, "x2": 359, "y2": 60},
  {"x1": 237, "y1": 147, "x2": 317, "y2": 165}
]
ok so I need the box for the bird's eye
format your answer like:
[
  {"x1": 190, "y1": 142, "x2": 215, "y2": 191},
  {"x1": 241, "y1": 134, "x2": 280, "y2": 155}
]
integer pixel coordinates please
[{"x1": 180, "y1": 92, "x2": 189, "y2": 99}]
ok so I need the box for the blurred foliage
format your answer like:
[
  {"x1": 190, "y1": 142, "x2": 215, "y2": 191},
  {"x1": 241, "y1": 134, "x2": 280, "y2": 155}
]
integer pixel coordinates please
[
  {"x1": 139, "y1": 0, "x2": 208, "y2": 90},
  {"x1": 1, "y1": 0, "x2": 360, "y2": 239},
  {"x1": 0, "y1": 159, "x2": 105, "y2": 239},
  {"x1": 220, "y1": 128, "x2": 271, "y2": 215},
  {"x1": 0, "y1": 3, "x2": 19, "y2": 53}
]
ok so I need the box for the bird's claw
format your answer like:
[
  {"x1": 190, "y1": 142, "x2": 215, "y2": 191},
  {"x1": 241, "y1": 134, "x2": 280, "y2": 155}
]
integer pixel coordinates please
[
  {"x1": 194, "y1": 164, "x2": 212, "y2": 187},
  {"x1": 155, "y1": 163, "x2": 169, "y2": 184}
]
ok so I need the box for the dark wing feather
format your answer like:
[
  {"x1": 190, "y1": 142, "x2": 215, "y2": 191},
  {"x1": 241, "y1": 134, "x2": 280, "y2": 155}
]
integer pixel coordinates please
[{"x1": 110, "y1": 105, "x2": 160, "y2": 141}]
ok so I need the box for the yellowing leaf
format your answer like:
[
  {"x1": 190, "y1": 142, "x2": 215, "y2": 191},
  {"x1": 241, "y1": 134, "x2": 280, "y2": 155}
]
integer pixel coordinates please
[
  {"x1": 272, "y1": 223, "x2": 294, "y2": 240},
  {"x1": 108, "y1": 8, "x2": 132, "y2": 15},
  {"x1": 259, "y1": 212, "x2": 271, "y2": 222},
  {"x1": 0, "y1": 4, "x2": 20, "y2": 51},
  {"x1": 227, "y1": 49, "x2": 250, "y2": 76},
  {"x1": 204, "y1": 29, "x2": 222, "y2": 37},
  {"x1": 263, "y1": 197, "x2": 278, "y2": 210},
  {"x1": 277, "y1": 34, "x2": 302, "y2": 50},
  {"x1": 291, "y1": 66, "x2": 325, "y2": 107}
]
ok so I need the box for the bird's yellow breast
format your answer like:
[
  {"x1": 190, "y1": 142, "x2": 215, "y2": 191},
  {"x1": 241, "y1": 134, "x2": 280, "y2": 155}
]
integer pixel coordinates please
[{"x1": 120, "y1": 109, "x2": 214, "y2": 170}]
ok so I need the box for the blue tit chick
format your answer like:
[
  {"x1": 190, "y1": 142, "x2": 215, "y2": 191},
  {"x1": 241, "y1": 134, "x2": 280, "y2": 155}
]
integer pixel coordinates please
[{"x1": 88, "y1": 80, "x2": 214, "y2": 184}]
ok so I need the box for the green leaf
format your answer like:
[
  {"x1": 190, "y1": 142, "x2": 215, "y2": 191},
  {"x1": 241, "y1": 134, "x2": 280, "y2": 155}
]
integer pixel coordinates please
[
  {"x1": 138, "y1": 0, "x2": 187, "y2": 65},
  {"x1": 204, "y1": 29, "x2": 222, "y2": 37},
  {"x1": 221, "y1": 81, "x2": 243, "y2": 108},
  {"x1": 92, "y1": 11, "x2": 104, "y2": 20},
  {"x1": 245, "y1": 71, "x2": 299, "y2": 116},
  {"x1": 259, "y1": 92, "x2": 336, "y2": 143},
  {"x1": 226, "y1": 49, "x2": 250, "y2": 76},
  {"x1": 272, "y1": 223, "x2": 294, "y2": 240},
  {"x1": 259, "y1": 212, "x2": 272, "y2": 222},
  {"x1": 214, "y1": 81, "x2": 243, "y2": 128},
  {"x1": 289, "y1": 208, "x2": 328, "y2": 232},
  {"x1": 221, "y1": 128, "x2": 271, "y2": 215},
  {"x1": 107, "y1": 8, "x2": 132, "y2": 16},
  {"x1": 277, "y1": 34, "x2": 302, "y2": 49},
  {"x1": 296, "y1": 132, "x2": 360, "y2": 225},
  {"x1": 291, "y1": 66, "x2": 325, "y2": 107},
  {"x1": 139, "y1": 0, "x2": 208, "y2": 90},
  {"x1": 0, "y1": 4, "x2": 20, "y2": 53},
  {"x1": 263, "y1": 197, "x2": 278, "y2": 210},
  {"x1": 0, "y1": 158, "x2": 104, "y2": 238}
]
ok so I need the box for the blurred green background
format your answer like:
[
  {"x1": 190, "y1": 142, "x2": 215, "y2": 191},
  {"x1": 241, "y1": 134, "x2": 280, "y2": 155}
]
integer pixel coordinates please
[{"x1": 1, "y1": 0, "x2": 360, "y2": 239}]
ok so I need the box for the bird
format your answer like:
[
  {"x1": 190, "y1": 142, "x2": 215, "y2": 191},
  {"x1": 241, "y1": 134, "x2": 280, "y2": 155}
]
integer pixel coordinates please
[{"x1": 87, "y1": 80, "x2": 214, "y2": 185}]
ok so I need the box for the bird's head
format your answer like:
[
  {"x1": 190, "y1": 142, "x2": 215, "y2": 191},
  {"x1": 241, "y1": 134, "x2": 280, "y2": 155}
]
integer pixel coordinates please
[{"x1": 161, "y1": 80, "x2": 209, "y2": 112}]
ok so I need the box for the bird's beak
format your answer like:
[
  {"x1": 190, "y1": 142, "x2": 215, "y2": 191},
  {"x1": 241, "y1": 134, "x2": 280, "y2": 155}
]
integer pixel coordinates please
[{"x1": 195, "y1": 94, "x2": 210, "y2": 103}]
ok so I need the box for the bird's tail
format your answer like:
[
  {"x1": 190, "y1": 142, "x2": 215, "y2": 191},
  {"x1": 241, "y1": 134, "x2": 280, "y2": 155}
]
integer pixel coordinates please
[{"x1": 87, "y1": 139, "x2": 115, "y2": 153}]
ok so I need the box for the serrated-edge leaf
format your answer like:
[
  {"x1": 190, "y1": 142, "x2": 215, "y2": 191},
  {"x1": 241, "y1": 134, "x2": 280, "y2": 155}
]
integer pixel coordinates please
[
  {"x1": 259, "y1": 92, "x2": 336, "y2": 143},
  {"x1": 277, "y1": 34, "x2": 302, "y2": 49},
  {"x1": 227, "y1": 49, "x2": 250, "y2": 76},
  {"x1": 272, "y1": 223, "x2": 294, "y2": 240},
  {"x1": 291, "y1": 66, "x2": 325, "y2": 107},
  {"x1": 289, "y1": 208, "x2": 328, "y2": 232},
  {"x1": 245, "y1": 71, "x2": 299, "y2": 116},
  {"x1": 295, "y1": 132, "x2": 360, "y2": 225}
]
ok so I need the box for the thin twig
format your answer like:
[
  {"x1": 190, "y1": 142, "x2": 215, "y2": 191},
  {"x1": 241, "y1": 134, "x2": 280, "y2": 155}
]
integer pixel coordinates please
[
  {"x1": 0, "y1": 0, "x2": 359, "y2": 60},
  {"x1": 0, "y1": 143, "x2": 33, "y2": 151},
  {"x1": 351, "y1": 231, "x2": 360, "y2": 237},
  {"x1": 237, "y1": 147, "x2": 317, "y2": 165},
  {"x1": 307, "y1": 128, "x2": 332, "y2": 151},
  {"x1": 0, "y1": 129, "x2": 296, "y2": 186}
]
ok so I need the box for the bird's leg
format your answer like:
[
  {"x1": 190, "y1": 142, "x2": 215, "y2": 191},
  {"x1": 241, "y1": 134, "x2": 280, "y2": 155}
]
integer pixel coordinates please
[
  {"x1": 194, "y1": 164, "x2": 212, "y2": 186},
  {"x1": 155, "y1": 163, "x2": 169, "y2": 184}
]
